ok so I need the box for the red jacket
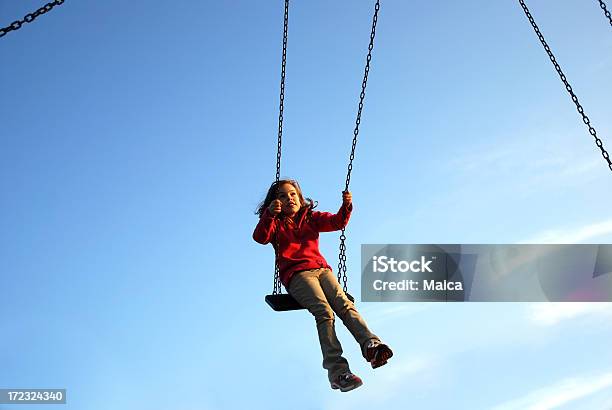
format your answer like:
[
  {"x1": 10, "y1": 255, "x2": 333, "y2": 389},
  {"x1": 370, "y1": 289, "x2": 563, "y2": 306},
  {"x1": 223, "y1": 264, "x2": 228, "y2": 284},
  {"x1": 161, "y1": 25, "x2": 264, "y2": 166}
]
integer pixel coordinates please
[{"x1": 253, "y1": 202, "x2": 353, "y2": 287}]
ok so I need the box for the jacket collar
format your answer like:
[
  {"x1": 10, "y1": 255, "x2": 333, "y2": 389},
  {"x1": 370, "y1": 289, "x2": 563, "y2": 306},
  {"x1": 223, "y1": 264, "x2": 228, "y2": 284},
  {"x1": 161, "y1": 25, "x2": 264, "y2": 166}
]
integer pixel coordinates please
[{"x1": 282, "y1": 206, "x2": 308, "y2": 227}]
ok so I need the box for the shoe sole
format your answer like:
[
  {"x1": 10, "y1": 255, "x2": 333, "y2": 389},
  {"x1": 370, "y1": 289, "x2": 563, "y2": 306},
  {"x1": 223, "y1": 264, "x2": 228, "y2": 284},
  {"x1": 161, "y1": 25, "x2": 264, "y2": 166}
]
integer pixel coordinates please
[
  {"x1": 331, "y1": 380, "x2": 363, "y2": 392},
  {"x1": 370, "y1": 344, "x2": 393, "y2": 369}
]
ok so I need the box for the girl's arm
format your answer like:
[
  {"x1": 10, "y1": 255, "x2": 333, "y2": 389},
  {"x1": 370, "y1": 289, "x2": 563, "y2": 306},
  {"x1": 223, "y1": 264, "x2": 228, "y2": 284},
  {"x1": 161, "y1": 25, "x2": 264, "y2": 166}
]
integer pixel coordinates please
[
  {"x1": 253, "y1": 208, "x2": 278, "y2": 244},
  {"x1": 312, "y1": 191, "x2": 353, "y2": 232}
]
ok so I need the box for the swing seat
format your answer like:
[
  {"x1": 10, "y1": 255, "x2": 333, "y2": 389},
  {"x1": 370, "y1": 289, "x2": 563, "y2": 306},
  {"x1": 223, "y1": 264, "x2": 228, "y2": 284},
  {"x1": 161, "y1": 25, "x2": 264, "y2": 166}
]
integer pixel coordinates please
[{"x1": 265, "y1": 292, "x2": 355, "y2": 312}]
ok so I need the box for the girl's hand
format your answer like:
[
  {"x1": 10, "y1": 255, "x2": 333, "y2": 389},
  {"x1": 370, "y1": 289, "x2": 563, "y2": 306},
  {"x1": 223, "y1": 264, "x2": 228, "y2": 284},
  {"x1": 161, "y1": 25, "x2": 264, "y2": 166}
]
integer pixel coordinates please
[
  {"x1": 268, "y1": 199, "x2": 282, "y2": 216},
  {"x1": 342, "y1": 191, "x2": 352, "y2": 206}
]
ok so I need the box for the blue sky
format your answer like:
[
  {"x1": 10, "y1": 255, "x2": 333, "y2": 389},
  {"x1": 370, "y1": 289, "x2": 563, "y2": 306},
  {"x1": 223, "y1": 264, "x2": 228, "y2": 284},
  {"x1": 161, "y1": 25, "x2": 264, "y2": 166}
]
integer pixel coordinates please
[{"x1": 1, "y1": 0, "x2": 611, "y2": 409}]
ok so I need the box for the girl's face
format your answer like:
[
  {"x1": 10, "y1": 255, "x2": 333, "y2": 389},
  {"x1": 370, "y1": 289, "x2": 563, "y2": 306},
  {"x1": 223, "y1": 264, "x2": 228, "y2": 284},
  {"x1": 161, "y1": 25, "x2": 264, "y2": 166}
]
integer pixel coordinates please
[{"x1": 277, "y1": 183, "x2": 301, "y2": 217}]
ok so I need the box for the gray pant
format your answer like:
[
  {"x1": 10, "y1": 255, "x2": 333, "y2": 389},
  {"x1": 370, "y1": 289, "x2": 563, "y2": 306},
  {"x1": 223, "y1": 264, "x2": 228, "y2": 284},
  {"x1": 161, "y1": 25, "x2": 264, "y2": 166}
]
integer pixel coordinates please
[{"x1": 288, "y1": 268, "x2": 379, "y2": 381}]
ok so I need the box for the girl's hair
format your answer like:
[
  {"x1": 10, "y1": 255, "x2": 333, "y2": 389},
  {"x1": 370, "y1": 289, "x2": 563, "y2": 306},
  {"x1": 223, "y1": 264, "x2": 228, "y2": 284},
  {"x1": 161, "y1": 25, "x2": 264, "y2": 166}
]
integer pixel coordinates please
[{"x1": 256, "y1": 179, "x2": 316, "y2": 217}]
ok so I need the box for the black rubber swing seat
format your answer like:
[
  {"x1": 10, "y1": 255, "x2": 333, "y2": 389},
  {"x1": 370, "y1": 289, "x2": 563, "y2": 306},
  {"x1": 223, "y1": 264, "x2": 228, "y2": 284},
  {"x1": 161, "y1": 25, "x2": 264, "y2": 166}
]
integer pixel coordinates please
[{"x1": 265, "y1": 292, "x2": 355, "y2": 312}]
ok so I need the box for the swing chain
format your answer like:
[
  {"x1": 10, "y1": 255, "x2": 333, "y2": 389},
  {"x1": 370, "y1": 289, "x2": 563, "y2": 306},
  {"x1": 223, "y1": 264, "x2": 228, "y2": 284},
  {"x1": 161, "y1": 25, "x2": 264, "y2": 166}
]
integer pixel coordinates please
[
  {"x1": 338, "y1": 0, "x2": 380, "y2": 292},
  {"x1": 272, "y1": 0, "x2": 290, "y2": 295},
  {"x1": 344, "y1": 0, "x2": 379, "y2": 192},
  {"x1": 518, "y1": 0, "x2": 612, "y2": 172},
  {"x1": 0, "y1": 0, "x2": 65, "y2": 38},
  {"x1": 276, "y1": 0, "x2": 289, "y2": 183},
  {"x1": 337, "y1": 231, "x2": 348, "y2": 292},
  {"x1": 273, "y1": 263, "x2": 282, "y2": 295},
  {"x1": 598, "y1": 0, "x2": 612, "y2": 27}
]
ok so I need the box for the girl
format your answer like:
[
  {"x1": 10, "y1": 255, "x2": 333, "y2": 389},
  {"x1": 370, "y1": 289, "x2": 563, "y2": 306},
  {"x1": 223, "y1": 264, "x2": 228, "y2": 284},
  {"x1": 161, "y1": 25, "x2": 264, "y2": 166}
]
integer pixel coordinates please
[{"x1": 253, "y1": 179, "x2": 393, "y2": 392}]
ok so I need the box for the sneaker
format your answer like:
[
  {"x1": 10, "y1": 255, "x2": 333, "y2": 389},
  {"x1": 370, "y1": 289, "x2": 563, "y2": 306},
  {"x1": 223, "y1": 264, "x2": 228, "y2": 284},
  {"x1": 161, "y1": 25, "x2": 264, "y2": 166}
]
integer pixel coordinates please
[
  {"x1": 331, "y1": 372, "x2": 363, "y2": 392},
  {"x1": 365, "y1": 340, "x2": 393, "y2": 369}
]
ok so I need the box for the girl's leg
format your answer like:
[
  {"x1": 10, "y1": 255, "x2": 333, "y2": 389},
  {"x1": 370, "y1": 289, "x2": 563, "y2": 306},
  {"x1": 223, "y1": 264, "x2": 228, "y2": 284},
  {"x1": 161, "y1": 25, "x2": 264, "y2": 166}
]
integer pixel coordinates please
[
  {"x1": 318, "y1": 268, "x2": 381, "y2": 359},
  {"x1": 288, "y1": 269, "x2": 351, "y2": 382}
]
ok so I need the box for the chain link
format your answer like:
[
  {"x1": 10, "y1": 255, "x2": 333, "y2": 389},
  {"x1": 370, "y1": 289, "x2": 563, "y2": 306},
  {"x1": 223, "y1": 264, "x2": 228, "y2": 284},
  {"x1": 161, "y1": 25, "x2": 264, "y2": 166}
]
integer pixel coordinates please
[
  {"x1": 518, "y1": 0, "x2": 612, "y2": 172},
  {"x1": 272, "y1": 0, "x2": 290, "y2": 295},
  {"x1": 0, "y1": 0, "x2": 65, "y2": 38},
  {"x1": 598, "y1": 0, "x2": 612, "y2": 27},
  {"x1": 337, "y1": 0, "x2": 380, "y2": 292}
]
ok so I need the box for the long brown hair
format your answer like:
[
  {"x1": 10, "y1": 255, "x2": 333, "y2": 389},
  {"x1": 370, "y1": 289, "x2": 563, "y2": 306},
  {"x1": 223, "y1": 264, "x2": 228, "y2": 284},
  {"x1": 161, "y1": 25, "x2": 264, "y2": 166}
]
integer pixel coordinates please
[{"x1": 255, "y1": 179, "x2": 316, "y2": 217}]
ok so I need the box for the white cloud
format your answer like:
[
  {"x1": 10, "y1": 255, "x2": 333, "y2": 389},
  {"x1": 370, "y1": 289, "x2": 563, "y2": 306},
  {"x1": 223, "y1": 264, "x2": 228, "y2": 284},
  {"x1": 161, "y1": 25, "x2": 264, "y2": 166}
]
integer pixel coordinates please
[
  {"x1": 519, "y1": 219, "x2": 612, "y2": 244},
  {"x1": 449, "y1": 135, "x2": 602, "y2": 187},
  {"x1": 358, "y1": 303, "x2": 440, "y2": 327},
  {"x1": 528, "y1": 302, "x2": 612, "y2": 326},
  {"x1": 323, "y1": 355, "x2": 440, "y2": 410},
  {"x1": 491, "y1": 372, "x2": 612, "y2": 410}
]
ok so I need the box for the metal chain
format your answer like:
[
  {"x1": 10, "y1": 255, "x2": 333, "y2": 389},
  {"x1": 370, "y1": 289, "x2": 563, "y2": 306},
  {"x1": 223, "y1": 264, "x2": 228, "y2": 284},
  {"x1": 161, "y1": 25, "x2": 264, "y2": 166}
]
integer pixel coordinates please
[
  {"x1": 0, "y1": 0, "x2": 65, "y2": 38},
  {"x1": 273, "y1": 250, "x2": 282, "y2": 294},
  {"x1": 518, "y1": 0, "x2": 612, "y2": 172},
  {"x1": 337, "y1": 0, "x2": 380, "y2": 292},
  {"x1": 598, "y1": 0, "x2": 612, "y2": 27},
  {"x1": 272, "y1": 0, "x2": 290, "y2": 295},
  {"x1": 276, "y1": 0, "x2": 289, "y2": 184}
]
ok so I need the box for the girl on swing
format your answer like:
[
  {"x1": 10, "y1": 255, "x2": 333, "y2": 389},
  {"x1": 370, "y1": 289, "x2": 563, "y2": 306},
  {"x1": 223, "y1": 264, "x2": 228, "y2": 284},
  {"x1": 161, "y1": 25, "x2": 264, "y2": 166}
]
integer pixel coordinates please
[{"x1": 253, "y1": 179, "x2": 393, "y2": 392}]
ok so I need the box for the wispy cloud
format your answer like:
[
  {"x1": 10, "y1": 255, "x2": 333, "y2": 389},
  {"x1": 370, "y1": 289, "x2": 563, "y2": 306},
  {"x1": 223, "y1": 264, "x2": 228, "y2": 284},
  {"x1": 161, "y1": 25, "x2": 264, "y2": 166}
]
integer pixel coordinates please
[
  {"x1": 324, "y1": 355, "x2": 440, "y2": 410},
  {"x1": 450, "y1": 135, "x2": 601, "y2": 180},
  {"x1": 519, "y1": 219, "x2": 612, "y2": 244},
  {"x1": 359, "y1": 303, "x2": 440, "y2": 327},
  {"x1": 491, "y1": 372, "x2": 612, "y2": 410},
  {"x1": 528, "y1": 302, "x2": 612, "y2": 326}
]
